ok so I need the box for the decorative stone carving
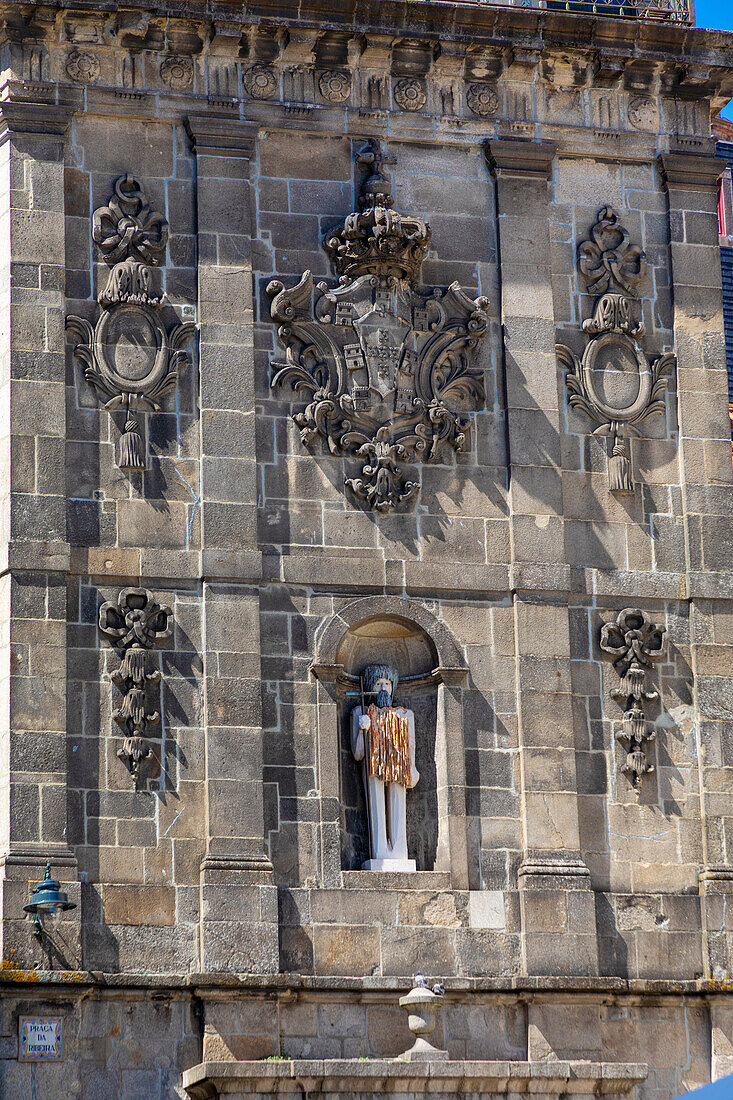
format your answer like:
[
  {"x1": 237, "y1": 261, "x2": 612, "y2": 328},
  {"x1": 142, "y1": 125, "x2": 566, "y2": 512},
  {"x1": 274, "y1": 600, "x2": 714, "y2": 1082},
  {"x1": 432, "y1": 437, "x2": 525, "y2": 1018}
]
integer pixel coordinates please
[
  {"x1": 160, "y1": 54, "x2": 193, "y2": 90},
  {"x1": 557, "y1": 207, "x2": 674, "y2": 493},
  {"x1": 350, "y1": 664, "x2": 419, "y2": 870},
  {"x1": 398, "y1": 976, "x2": 448, "y2": 1062},
  {"x1": 99, "y1": 588, "x2": 173, "y2": 786},
  {"x1": 91, "y1": 173, "x2": 168, "y2": 267},
  {"x1": 318, "y1": 69, "x2": 351, "y2": 104},
  {"x1": 243, "y1": 64, "x2": 278, "y2": 100},
  {"x1": 628, "y1": 95, "x2": 657, "y2": 131},
  {"x1": 267, "y1": 139, "x2": 489, "y2": 511},
  {"x1": 394, "y1": 78, "x2": 427, "y2": 112},
  {"x1": 66, "y1": 175, "x2": 194, "y2": 471},
  {"x1": 466, "y1": 83, "x2": 499, "y2": 118},
  {"x1": 66, "y1": 49, "x2": 100, "y2": 84},
  {"x1": 600, "y1": 608, "x2": 666, "y2": 793},
  {"x1": 578, "y1": 207, "x2": 646, "y2": 298}
]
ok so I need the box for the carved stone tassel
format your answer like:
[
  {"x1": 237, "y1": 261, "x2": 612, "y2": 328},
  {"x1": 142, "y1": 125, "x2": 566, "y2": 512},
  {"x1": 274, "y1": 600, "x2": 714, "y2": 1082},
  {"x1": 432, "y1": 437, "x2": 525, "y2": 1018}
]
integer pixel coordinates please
[
  {"x1": 113, "y1": 645, "x2": 148, "y2": 687},
  {"x1": 117, "y1": 408, "x2": 146, "y2": 471},
  {"x1": 608, "y1": 431, "x2": 633, "y2": 494},
  {"x1": 117, "y1": 736, "x2": 153, "y2": 782},
  {"x1": 622, "y1": 705, "x2": 647, "y2": 745}
]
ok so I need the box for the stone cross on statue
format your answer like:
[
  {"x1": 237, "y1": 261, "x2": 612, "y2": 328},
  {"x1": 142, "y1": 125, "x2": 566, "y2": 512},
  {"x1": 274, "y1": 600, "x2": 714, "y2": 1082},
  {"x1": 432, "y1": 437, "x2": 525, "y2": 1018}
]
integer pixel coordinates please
[{"x1": 350, "y1": 664, "x2": 419, "y2": 871}]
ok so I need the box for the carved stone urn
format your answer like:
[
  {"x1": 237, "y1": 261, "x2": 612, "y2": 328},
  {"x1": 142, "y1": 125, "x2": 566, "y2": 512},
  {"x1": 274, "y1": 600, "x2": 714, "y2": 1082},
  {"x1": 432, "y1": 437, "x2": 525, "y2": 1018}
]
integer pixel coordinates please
[{"x1": 397, "y1": 978, "x2": 448, "y2": 1061}]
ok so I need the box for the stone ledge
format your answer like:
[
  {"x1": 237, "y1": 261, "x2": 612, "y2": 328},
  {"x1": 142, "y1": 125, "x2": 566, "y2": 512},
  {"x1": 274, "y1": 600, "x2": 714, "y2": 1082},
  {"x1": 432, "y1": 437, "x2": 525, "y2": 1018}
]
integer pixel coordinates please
[
  {"x1": 341, "y1": 871, "x2": 452, "y2": 891},
  {"x1": 12, "y1": 545, "x2": 733, "y2": 608},
  {"x1": 1, "y1": 970, "x2": 730, "y2": 996},
  {"x1": 180, "y1": 1058, "x2": 648, "y2": 1097}
]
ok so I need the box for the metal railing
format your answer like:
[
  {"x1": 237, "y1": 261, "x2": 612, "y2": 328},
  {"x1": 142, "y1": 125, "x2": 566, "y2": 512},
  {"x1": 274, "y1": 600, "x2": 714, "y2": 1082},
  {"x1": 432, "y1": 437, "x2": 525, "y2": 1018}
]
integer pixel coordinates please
[{"x1": 452, "y1": 0, "x2": 693, "y2": 23}]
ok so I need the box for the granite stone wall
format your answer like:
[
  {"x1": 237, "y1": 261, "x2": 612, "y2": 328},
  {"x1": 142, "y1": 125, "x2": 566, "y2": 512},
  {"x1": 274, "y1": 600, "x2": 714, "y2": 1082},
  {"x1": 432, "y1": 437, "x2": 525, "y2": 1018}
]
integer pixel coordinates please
[{"x1": 1, "y1": 0, "x2": 733, "y2": 1097}]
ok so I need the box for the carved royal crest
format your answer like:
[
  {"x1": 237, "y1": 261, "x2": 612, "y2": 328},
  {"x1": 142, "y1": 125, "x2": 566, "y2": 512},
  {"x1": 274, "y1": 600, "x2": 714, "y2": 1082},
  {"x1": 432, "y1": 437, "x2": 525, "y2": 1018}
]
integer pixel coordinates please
[{"x1": 267, "y1": 139, "x2": 490, "y2": 511}]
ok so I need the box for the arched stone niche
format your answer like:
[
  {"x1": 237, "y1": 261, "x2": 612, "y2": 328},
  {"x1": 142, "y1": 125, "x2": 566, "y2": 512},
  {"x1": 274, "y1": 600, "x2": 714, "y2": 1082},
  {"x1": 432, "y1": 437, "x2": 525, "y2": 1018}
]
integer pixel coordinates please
[{"x1": 311, "y1": 596, "x2": 471, "y2": 889}]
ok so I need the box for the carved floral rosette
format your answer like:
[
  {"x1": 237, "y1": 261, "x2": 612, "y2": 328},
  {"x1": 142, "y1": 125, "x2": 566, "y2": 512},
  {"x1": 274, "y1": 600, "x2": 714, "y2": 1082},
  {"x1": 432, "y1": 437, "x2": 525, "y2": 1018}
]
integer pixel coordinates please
[
  {"x1": 600, "y1": 608, "x2": 666, "y2": 794},
  {"x1": 557, "y1": 207, "x2": 674, "y2": 493},
  {"x1": 267, "y1": 139, "x2": 489, "y2": 512},
  {"x1": 99, "y1": 587, "x2": 173, "y2": 786},
  {"x1": 66, "y1": 174, "x2": 195, "y2": 472}
]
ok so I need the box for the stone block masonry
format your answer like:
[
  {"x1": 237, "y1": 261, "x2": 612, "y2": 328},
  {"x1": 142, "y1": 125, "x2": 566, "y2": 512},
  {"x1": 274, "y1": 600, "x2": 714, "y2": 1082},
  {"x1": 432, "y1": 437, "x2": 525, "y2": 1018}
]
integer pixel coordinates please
[{"x1": 0, "y1": 0, "x2": 732, "y2": 1097}]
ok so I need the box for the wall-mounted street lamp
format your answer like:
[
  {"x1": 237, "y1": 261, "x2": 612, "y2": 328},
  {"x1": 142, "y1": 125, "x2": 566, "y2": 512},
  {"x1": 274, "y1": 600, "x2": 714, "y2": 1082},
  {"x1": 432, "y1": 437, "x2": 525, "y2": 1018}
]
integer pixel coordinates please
[{"x1": 23, "y1": 863, "x2": 76, "y2": 936}]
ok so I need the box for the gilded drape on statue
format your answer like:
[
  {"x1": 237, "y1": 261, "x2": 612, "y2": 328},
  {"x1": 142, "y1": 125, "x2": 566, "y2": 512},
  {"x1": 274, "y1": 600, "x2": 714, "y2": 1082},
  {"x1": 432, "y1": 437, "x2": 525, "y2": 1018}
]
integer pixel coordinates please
[{"x1": 366, "y1": 704, "x2": 410, "y2": 787}]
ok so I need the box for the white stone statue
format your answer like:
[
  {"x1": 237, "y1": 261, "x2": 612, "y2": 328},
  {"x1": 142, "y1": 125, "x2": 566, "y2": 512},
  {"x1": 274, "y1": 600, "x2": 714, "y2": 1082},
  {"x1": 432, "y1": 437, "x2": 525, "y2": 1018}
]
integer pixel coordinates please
[{"x1": 350, "y1": 664, "x2": 419, "y2": 871}]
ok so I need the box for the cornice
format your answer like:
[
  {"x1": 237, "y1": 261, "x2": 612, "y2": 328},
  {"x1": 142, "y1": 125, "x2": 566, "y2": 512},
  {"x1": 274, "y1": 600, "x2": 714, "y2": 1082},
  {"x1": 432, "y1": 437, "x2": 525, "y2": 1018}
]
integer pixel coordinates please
[
  {"x1": 185, "y1": 114, "x2": 259, "y2": 158},
  {"x1": 1, "y1": 2, "x2": 733, "y2": 95},
  {"x1": 659, "y1": 146, "x2": 722, "y2": 190},
  {"x1": 485, "y1": 138, "x2": 557, "y2": 179},
  {"x1": 0, "y1": 968, "x2": 732, "y2": 999},
  {"x1": 0, "y1": 81, "x2": 81, "y2": 143}
]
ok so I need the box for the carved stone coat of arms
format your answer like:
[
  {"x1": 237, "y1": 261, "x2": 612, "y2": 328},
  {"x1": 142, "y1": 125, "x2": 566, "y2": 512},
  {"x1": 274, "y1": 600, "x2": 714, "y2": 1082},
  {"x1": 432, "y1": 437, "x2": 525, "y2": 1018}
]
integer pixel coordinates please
[{"x1": 267, "y1": 140, "x2": 490, "y2": 511}]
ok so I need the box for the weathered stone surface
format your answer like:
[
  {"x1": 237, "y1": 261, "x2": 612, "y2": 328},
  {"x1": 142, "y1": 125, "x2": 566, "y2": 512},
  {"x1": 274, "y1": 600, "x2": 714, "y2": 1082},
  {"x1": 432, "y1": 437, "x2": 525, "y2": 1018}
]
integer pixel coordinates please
[{"x1": 0, "y1": 1, "x2": 732, "y2": 1097}]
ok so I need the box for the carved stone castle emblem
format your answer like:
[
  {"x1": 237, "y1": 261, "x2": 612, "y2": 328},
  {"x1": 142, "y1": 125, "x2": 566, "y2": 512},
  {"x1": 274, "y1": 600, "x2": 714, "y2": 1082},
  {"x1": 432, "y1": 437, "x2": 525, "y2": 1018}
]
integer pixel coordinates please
[{"x1": 267, "y1": 139, "x2": 489, "y2": 511}]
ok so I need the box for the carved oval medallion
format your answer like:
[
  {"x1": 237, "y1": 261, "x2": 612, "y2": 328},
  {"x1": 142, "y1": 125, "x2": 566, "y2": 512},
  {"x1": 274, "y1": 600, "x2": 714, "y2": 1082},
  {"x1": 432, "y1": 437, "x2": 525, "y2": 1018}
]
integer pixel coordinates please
[
  {"x1": 66, "y1": 50, "x2": 100, "y2": 85},
  {"x1": 466, "y1": 83, "x2": 498, "y2": 118},
  {"x1": 160, "y1": 55, "x2": 193, "y2": 90},
  {"x1": 319, "y1": 69, "x2": 352, "y2": 104},
  {"x1": 94, "y1": 303, "x2": 169, "y2": 396},
  {"x1": 394, "y1": 78, "x2": 427, "y2": 112},
  {"x1": 582, "y1": 332, "x2": 652, "y2": 422},
  {"x1": 244, "y1": 64, "x2": 278, "y2": 100}
]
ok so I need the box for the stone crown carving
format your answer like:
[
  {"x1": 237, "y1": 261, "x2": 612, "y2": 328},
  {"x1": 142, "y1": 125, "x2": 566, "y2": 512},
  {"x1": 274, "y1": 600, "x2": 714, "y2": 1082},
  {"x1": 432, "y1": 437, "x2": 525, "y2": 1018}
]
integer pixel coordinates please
[
  {"x1": 99, "y1": 587, "x2": 173, "y2": 787},
  {"x1": 323, "y1": 141, "x2": 430, "y2": 283},
  {"x1": 267, "y1": 139, "x2": 489, "y2": 512},
  {"x1": 557, "y1": 206, "x2": 674, "y2": 494},
  {"x1": 600, "y1": 608, "x2": 667, "y2": 794},
  {"x1": 67, "y1": 174, "x2": 194, "y2": 472}
]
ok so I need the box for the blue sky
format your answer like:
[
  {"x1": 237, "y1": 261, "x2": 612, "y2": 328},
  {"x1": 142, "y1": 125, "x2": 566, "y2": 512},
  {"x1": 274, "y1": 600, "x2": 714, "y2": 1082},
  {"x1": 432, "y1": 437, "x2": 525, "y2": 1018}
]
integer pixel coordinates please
[
  {"x1": 674, "y1": 1076, "x2": 733, "y2": 1100},
  {"x1": 696, "y1": 0, "x2": 733, "y2": 118}
]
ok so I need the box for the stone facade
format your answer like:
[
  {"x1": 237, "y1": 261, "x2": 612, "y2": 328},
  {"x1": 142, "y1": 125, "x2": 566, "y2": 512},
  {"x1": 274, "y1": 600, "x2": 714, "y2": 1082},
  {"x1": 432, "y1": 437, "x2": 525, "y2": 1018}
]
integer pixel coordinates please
[{"x1": 0, "y1": 1, "x2": 733, "y2": 1097}]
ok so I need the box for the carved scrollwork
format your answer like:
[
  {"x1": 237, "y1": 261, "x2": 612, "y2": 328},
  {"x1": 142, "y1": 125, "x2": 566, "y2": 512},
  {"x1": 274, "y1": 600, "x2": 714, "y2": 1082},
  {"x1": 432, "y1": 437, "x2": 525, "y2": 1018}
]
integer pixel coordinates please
[
  {"x1": 600, "y1": 608, "x2": 666, "y2": 794},
  {"x1": 578, "y1": 206, "x2": 646, "y2": 298},
  {"x1": 267, "y1": 140, "x2": 489, "y2": 512},
  {"x1": 67, "y1": 175, "x2": 194, "y2": 471},
  {"x1": 99, "y1": 588, "x2": 172, "y2": 787},
  {"x1": 92, "y1": 174, "x2": 168, "y2": 268},
  {"x1": 557, "y1": 207, "x2": 674, "y2": 493}
]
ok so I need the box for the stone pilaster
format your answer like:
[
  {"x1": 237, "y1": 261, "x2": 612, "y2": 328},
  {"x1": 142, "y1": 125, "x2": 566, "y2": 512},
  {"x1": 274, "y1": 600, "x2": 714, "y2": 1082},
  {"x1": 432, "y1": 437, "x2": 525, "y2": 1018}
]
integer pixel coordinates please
[
  {"x1": 310, "y1": 663, "x2": 346, "y2": 889},
  {"x1": 187, "y1": 115, "x2": 277, "y2": 973},
  {"x1": 0, "y1": 89, "x2": 81, "y2": 968},
  {"x1": 711, "y1": 997, "x2": 733, "y2": 1080},
  {"x1": 661, "y1": 148, "x2": 733, "y2": 981},
  {"x1": 487, "y1": 139, "x2": 598, "y2": 976}
]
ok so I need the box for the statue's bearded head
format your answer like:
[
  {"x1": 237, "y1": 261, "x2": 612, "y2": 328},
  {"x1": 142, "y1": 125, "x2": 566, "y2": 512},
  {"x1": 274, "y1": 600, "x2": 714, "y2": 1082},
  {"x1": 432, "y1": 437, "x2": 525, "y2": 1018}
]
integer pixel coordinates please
[{"x1": 362, "y1": 663, "x2": 399, "y2": 709}]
